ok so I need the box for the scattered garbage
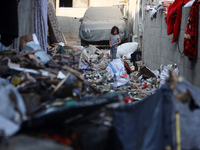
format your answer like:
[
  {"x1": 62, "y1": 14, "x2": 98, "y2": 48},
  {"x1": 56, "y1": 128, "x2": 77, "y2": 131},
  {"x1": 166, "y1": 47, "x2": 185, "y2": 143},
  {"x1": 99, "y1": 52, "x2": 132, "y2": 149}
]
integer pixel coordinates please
[
  {"x1": 106, "y1": 58, "x2": 130, "y2": 88},
  {"x1": 0, "y1": 78, "x2": 26, "y2": 137},
  {"x1": 0, "y1": 33, "x2": 183, "y2": 150}
]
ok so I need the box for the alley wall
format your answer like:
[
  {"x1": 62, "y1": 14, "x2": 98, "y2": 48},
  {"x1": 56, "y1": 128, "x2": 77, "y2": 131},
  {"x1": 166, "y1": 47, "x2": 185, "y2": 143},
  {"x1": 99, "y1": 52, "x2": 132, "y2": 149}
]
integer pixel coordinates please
[
  {"x1": 15, "y1": 0, "x2": 34, "y2": 51},
  {"x1": 143, "y1": 8, "x2": 200, "y2": 87}
]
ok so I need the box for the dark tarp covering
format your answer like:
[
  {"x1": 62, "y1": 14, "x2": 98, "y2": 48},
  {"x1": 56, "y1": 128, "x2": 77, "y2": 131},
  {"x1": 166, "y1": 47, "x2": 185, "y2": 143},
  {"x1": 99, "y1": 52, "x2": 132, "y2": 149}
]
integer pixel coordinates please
[
  {"x1": 0, "y1": 0, "x2": 19, "y2": 46},
  {"x1": 113, "y1": 84, "x2": 173, "y2": 150},
  {"x1": 113, "y1": 78, "x2": 200, "y2": 150}
]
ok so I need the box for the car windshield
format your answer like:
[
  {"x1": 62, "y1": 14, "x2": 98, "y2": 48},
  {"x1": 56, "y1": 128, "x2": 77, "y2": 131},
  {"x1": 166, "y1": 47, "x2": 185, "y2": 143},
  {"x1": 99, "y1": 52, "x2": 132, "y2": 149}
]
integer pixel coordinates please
[{"x1": 83, "y1": 7, "x2": 123, "y2": 21}]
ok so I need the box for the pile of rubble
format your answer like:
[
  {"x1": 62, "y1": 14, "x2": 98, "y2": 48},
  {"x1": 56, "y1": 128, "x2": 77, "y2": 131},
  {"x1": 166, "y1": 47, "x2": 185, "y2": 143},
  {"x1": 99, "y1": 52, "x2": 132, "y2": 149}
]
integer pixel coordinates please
[
  {"x1": 0, "y1": 36, "x2": 179, "y2": 149},
  {"x1": 78, "y1": 44, "x2": 179, "y2": 101}
]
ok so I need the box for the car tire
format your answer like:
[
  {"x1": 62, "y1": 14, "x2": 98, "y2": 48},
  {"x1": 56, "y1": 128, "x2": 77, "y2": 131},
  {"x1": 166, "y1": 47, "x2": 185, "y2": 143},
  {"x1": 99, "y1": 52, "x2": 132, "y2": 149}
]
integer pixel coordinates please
[{"x1": 81, "y1": 39, "x2": 89, "y2": 47}]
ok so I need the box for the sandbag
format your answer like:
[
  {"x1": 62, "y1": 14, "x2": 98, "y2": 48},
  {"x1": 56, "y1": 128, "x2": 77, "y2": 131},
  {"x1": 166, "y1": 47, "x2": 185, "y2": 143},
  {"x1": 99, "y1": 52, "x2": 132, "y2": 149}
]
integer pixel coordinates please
[{"x1": 117, "y1": 42, "x2": 139, "y2": 57}]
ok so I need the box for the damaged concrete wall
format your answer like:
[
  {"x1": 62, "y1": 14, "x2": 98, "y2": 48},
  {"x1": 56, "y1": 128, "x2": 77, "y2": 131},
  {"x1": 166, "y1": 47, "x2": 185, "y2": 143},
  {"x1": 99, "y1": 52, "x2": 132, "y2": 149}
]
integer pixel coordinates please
[
  {"x1": 143, "y1": 8, "x2": 200, "y2": 87},
  {"x1": 131, "y1": 0, "x2": 144, "y2": 48},
  {"x1": 15, "y1": 0, "x2": 34, "y2": 51}
]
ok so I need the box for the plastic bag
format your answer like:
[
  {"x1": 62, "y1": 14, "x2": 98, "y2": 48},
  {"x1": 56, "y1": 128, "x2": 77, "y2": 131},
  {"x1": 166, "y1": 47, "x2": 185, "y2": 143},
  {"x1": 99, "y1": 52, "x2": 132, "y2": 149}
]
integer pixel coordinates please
[
  {"x1": 106, "y1": 58, "x2": 130, "y2": 87},
  {"x1": 0, "y1": 78, "x2": 26, "y2": 137},
  {"x1": 117, "y1": 42, "x2": 138, "y2": 57}
]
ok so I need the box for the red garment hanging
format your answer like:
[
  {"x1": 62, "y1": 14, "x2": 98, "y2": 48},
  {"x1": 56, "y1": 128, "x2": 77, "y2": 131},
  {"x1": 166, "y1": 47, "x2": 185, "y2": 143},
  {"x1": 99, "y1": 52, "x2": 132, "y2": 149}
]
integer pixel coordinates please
[
  {"x1": 166, "y1": 0, "x2": 190, "y2": 43},
  {"x1": 184, "y1": 0, "x2": 199, "y2": 60}
]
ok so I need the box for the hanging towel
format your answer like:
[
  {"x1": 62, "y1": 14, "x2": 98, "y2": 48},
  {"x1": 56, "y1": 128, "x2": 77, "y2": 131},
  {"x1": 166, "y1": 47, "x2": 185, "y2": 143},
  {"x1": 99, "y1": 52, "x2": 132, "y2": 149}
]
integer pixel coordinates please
[
  {"x1": 166, "y1": 0, "x2": 190, "y2": 43},
  {"x1": 184, "y1": 0, "x2": 199, "y2": 60}
]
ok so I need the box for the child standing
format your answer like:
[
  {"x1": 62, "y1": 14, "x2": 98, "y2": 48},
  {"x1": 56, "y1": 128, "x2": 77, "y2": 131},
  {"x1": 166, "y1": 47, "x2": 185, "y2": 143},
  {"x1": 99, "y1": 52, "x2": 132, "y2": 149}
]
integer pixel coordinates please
[{"x1": 109, "y1": 26, "x2": 121, "y2": 61}]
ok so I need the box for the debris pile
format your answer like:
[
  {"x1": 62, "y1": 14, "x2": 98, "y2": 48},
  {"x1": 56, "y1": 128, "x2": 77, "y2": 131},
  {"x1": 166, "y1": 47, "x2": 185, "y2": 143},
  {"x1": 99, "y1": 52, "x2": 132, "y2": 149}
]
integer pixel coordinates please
[{"x1": 0, "y1": 37, "x2": 179, "y2": 149}]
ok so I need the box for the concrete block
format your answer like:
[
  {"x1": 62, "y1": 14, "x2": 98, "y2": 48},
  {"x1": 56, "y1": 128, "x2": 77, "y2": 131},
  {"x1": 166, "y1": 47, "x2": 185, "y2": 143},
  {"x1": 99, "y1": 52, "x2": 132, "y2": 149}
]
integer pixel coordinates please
[
  {"x1": 178, "y1": 65, "x2": 183, "y2": 76},
  {"x1": 165, "y1": 59, "x2": 172, "y2": 65},
  {"x1": 173, "y1": 51, "x2": 183, "y2": 65},
  {"x1": 168, "y1": 51, "x2": 176, "y2": 61},
  {"x1": 156, "y1": 45, "x2": 161, "y2": 56},
  {"x1": 173, "y1": 52, "x2": 179, "y2": 64},
  {"x1": 156, "y1": 13, "x2": 162, "y2": 28},
  {"x1": 152, "y1": 62, "x2": 159, "y2": 70},
  {"x1": 177, "y1": 53, "x2": 184, "y2": 64},
  {"x1": 161, "y1": 56, "x2": 167, "y2": 65},
  {"x1": 149, "y1": 19, "x2": 153, "y2": 27},
  {"x1": 162, "y1": 18, "x2": 167, "y2": 29},
  {"x1": 153, "y1": 36, "x2": 160, "y2": 46},
  {"x1": 161, "y1": 28, "x2": 168, "y2": 38},
  {"x1": 158, "y1": 56, "x2": 161, "y2": 65},
  {"x1": 168, "y1": 34, "x2": 173, "y2": 43},
  {"x1": 169, "y1": 42, "x2": 177, "y2": 50},
  {"x1": 154, "y1": 28, "x2": 160, "y2": 37},
  {"x1": 146, "y1": 27, "x2": 150, "y2": 35},
  {"x1": 161, "y1": 47, "x2": 167, "y2": 57},
  {"x1": 161, "y1": 37, "x2": 169, "y2": 48}
]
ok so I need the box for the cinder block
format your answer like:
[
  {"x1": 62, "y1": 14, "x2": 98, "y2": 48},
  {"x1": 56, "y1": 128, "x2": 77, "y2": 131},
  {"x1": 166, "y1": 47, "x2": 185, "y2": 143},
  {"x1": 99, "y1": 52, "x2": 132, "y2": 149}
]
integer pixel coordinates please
[
  {"x1": 156, "y1": 13, "x2": 162, "y2": 28},
  {"x1": 161, "y1": 28, "x2": 168, "y2": 38},
  {"x1": 169, "y1": 41, "x2": 177, "y2": 50},
  {"x1": 162, "y1": 17, "x2": 167, "y2": 29},
  {"x1": 160, "y1": 47, "x2": 166, "y2": 57},
  {"x1": 161, "y1": 37, "x2": 169, "y2": 48},
  {"x1": 178, "y1": 65, "x2": 183, "y2": 76},
  {"x1": 177, "y1": 52, "x2": 184, "y2": 64},
  {"x1": 157, "y1": 56, "x2": 161, "y2": 65},
  {"x1": 156, "y1": 45, "x2": 161, "y2": 56},
  {"x1": 161, "y1": 56, "x2": 167, "y2": 65},
  {"x1": 168, "y1": 51, "x2": 175, "y2": 61}
]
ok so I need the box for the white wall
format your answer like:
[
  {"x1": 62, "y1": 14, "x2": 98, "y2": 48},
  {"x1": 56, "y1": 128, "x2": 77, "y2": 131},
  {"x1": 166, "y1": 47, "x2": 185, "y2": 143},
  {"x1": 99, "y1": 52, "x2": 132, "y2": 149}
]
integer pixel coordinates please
[{"x1": 89, "y1": 0, "x2": 120, "y2": 6}]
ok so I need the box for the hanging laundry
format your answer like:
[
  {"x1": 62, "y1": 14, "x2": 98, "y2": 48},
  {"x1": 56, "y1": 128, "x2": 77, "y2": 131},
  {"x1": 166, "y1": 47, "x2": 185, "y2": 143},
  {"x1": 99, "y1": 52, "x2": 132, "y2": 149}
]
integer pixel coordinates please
[
  {"x1": 34, "y1": 0, "x2": 48, "y2": 52},
  {"x1": 166, "y1": 0, "x2": 190, "y2": 43},
  {"x1": 184, "y1": 0, "x2": 199, "y2": 60}
]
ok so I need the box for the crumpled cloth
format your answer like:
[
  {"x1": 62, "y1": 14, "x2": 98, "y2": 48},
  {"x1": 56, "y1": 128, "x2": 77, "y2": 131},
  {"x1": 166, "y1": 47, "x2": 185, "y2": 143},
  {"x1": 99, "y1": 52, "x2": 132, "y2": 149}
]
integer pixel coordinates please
[
  {"x1": 184, "y1": 0, "x2": 199, "y2": 60},
  {"x1": 166, "y1": 0, "x2": 189, "y2": 43}
]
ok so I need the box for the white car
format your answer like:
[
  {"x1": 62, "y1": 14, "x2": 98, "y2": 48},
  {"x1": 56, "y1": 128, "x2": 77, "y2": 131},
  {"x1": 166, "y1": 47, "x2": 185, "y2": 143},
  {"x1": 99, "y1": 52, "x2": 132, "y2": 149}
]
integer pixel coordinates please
[{"x1": 79, "y1": 6, "x2": 127, "y2": 46}]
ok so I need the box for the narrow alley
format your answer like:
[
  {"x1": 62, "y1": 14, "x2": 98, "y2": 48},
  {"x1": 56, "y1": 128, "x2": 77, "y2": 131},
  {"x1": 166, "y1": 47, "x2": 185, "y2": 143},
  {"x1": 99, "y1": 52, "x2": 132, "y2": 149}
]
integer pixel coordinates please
[{"x1": 0, "y1": 0, "x2": 200, "y2": 150}]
